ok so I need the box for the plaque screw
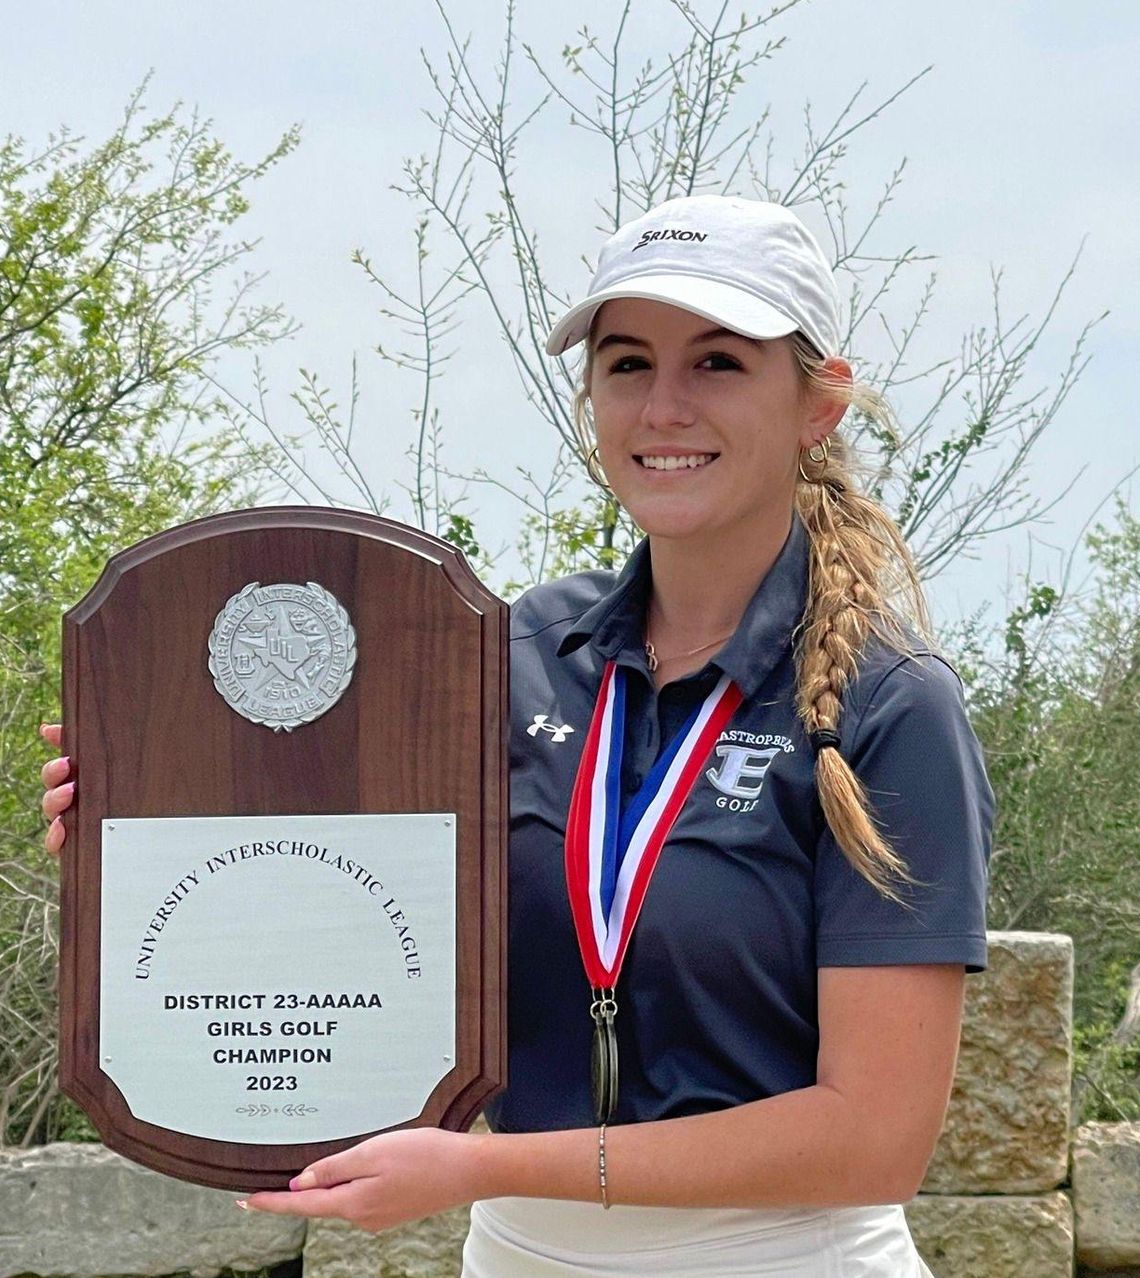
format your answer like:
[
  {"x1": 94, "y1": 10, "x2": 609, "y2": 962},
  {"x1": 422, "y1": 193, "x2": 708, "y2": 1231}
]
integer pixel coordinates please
[
  {"x1": 444, "y1": 1054, "x2": 452, "y2": 1062},
  {"x1": 444, "y1": 820, "x2": 452, "y2": 827},
  {"x1": 103, "y1": 1056, "x2": 112, "y2": 1063},
  {"x1": 108, "y1": 824, "x2": 115, "y2": 831}
]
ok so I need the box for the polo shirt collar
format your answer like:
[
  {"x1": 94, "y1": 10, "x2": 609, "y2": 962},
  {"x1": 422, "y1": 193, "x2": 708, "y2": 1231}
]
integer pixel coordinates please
[{"x1": 557, "y1": 512, "x2": 810, "y2": 699}]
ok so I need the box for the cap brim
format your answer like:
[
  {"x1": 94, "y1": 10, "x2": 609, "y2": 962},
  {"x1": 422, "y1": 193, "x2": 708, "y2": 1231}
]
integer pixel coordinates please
[{"x1": 544, "y1": 273, "x2": 799, "y2": 356}]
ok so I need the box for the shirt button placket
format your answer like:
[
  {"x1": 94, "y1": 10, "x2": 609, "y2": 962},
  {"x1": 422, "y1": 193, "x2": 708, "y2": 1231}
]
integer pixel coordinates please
[{"x1": 626, "y1": 669, "x2": 658, "y2": 798}]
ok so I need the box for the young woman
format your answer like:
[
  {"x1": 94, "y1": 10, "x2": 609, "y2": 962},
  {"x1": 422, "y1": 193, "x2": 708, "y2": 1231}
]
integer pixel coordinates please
[{"x1": 42, "y1": 195, "x2": 992, "y2": 1276}]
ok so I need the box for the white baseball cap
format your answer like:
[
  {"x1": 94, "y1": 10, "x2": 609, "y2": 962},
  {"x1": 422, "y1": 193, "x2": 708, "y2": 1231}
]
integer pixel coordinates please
[{"x1": 545, "y1": 195, "x2": 841, "y2": 359}]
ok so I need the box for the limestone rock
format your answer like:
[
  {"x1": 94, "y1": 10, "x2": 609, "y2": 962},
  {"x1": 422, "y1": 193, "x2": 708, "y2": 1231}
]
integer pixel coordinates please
[
  {"x1": 1072, "y1": 1122, "x2": 1140, "y2": 1268},
  {"x1": 923, "y1": 931, "x2": 1073, "y2": 1194},
  {"x1": 0, "y1": 1142, "x2": 304, "y2": 1278},
  {"x1": 303, "y1": 1210, "x2": 470, "y2": 1278},
  {"x1": 905, "y1": 1191, "x2": 1074, "y2": 1278}
]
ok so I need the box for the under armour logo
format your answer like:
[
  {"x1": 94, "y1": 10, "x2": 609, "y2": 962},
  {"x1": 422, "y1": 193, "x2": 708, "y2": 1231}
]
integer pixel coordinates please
[{"x1": 527, "y1": 715, "x2": 575, "y2": 744}]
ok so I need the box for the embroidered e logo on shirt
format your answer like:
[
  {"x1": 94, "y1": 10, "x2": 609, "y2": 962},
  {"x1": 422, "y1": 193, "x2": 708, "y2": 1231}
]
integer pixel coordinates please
[
  {"x1": 706, "y1": 745, "x2": 781, "y2": 797},
  {"x1": 705, "y1": 733, "x2": 796, "y2": 812},
  {"x1": 527, "y1": 714, "x2": 575, "y2": 744}
]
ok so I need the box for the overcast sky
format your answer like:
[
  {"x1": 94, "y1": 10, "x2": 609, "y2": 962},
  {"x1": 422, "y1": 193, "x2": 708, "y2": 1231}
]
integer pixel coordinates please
[{"x1": 7, "y1": 0, "x2": 1138, "y2": 636}]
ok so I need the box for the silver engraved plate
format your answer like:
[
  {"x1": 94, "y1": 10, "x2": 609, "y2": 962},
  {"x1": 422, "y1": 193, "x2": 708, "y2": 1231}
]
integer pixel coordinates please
[
  {"x1": 100, "y1": 813, "x2": 457, "y2": 1144},
  {"x1": 208, "y1": 581, "x2": 357, "y2": 731}
]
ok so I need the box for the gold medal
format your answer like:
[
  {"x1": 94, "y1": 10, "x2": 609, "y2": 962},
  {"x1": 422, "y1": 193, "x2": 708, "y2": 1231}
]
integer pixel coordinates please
[{"x1": 590, "y1": 990, "x2": 619, "y2": 1123}]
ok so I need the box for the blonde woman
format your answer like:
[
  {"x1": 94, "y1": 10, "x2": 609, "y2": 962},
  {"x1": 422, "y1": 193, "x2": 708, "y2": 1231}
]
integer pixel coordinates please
[{"x1": 42, "y1": 196, "x2": 991, "y2": 1276}]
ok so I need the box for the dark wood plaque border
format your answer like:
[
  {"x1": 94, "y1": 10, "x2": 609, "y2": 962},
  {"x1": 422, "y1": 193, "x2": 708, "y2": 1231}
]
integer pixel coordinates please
[{"x1": 59, "y1": 506, "x2": 508, "y2": 1190}]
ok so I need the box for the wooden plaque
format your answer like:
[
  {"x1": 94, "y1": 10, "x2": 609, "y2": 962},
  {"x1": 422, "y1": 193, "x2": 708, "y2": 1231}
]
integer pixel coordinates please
[{"x1": 59, "y1": 506, "x2": 508, "y2": 1190}]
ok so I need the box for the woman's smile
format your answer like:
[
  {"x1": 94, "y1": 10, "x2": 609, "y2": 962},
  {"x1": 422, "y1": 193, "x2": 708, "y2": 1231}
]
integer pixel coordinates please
[{"x1": 634, "y1": 451, "x2": 719, "y2": 471}]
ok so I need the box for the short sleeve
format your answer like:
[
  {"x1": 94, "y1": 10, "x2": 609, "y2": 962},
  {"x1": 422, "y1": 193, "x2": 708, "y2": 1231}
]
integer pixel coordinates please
[{"x1": 814, "y1": 653, "x2": 994, "y2": 973}]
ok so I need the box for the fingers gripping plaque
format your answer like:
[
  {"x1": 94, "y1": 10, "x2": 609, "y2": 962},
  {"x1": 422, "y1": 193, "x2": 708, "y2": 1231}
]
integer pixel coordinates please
[{"x1": 208, "y1": 581, "x2": 357, "y2": 731}]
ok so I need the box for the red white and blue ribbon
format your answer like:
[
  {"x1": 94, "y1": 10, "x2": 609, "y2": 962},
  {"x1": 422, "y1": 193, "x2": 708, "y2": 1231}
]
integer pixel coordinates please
[{"x1": 565, "y1": 660, "x2": 743, "y2": 988}]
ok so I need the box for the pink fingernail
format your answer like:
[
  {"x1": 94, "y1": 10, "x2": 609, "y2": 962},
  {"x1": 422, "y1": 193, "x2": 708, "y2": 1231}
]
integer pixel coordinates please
[
  {"x1": 63, "y1": 782, "x2": 75, "y2": 793},
  {"x1": 235, "y1": 1199, "x2": 248, "y2": 1210}
]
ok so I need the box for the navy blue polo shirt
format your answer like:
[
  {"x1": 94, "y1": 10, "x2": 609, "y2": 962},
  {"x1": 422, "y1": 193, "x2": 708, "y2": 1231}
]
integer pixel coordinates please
[{"x1": 483, "y1": 511, "x2": 994, "y2": 1134}]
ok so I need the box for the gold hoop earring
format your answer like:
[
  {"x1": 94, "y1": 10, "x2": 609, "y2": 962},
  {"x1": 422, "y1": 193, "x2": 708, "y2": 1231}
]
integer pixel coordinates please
[
  {"x1": 586, "y1": 445, "x2": 611, "y2": 492},
  {"x1": 797, "y1": 436, "x2": 831, "y2": 484}
]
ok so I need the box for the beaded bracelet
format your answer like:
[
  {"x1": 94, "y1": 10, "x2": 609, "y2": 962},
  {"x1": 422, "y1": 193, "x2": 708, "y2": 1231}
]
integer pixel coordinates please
[{"x1": 598, "y1": 1122, "x2": 611, "y2": 1209}]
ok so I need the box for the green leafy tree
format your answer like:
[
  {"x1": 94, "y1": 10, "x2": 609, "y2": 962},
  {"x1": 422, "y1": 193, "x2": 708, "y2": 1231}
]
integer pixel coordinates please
[
  {"x1": 0, "y1": 85, "x2": 297, "y2": 1144},
  {"x1": 956, "y1": 497, "x2": 1140, "y2": 1122}
]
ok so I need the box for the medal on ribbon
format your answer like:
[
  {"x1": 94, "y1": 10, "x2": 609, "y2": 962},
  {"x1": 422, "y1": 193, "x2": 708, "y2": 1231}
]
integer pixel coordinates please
[{"x1": 564, "y1": 660, "x2": 742, "y2": 1123}]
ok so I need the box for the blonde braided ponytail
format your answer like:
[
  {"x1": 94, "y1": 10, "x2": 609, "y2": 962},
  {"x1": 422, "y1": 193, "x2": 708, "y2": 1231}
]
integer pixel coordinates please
[{"x1": 790, "y1": 334, "x2": 937, "y2": 908}]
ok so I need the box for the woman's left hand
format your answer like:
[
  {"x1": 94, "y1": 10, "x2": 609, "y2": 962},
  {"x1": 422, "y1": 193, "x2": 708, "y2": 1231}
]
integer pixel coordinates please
[{"x1": 240, "y1": 1127, "x2": 488, "y2": 1232}]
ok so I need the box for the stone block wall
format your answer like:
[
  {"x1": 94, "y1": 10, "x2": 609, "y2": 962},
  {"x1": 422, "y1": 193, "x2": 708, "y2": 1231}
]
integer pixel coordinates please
[
  {"x1": 0, "y1": 1142, "x2": 305, "y2": 1276},
  {"x1": 1071, "y1": 1123, "x2": 1140, "y2": 1272},
  {"x1": 2, "y1": 931, "x2": 1137, "y2": 1278},
  {"x1": 907, "y1": 931, "x2": 1078, "y2": 1276}
]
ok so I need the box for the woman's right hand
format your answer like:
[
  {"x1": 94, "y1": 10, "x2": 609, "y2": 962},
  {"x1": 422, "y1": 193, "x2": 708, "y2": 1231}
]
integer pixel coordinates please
[{"x1": 40, "y1": 723, "x2": 73, "y2": 857}]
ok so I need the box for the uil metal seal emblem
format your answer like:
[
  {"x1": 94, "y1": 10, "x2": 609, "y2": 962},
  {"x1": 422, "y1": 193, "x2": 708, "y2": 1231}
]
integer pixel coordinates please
[{"x1": 207, "y1": 581, "x2": 357, "y2": 731}]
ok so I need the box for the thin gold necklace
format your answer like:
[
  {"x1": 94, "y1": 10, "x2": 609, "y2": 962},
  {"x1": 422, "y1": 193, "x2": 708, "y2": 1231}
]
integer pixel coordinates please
[{"x1": 644, "y1": 630, "x2": 734, "y2": 674}]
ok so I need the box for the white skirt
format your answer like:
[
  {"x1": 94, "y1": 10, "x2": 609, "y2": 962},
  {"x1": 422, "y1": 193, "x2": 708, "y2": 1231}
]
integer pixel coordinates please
[{"x1": 461, "y1": 1196, "x2": 936, "y2": 1277}]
